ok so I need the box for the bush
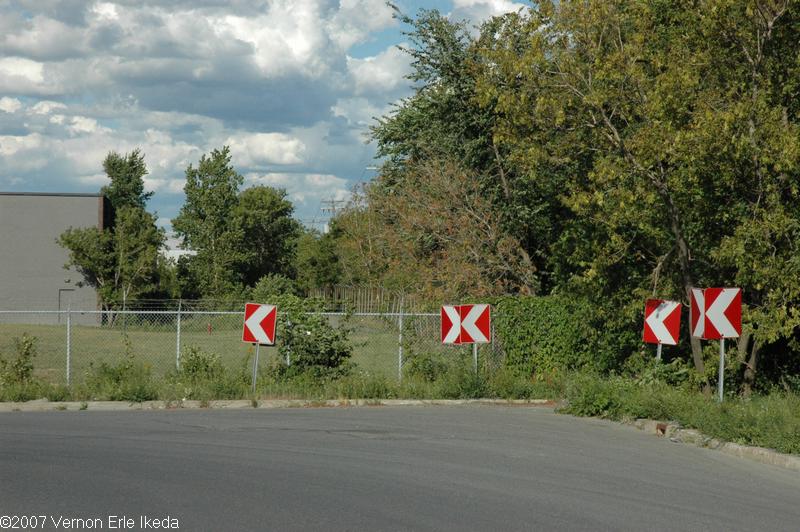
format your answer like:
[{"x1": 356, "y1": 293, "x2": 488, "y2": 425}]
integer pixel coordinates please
[
  {"x1": 404, "y1": 352, "x2": 449, "y2": 382},
  {"x1": 164, "y1": 346, "x2": 251, "y2": 400},
  {"x1": 179, "y1": 346, "x2": 225, "y2": 382},
  {"x1": 84, "y1": 351, "x2": 158, "y2": 402},
  {"x1": 0, "y1": 334, "x2": 37, "y2": 385},
  {"x1": 270, "y1": 294, "x2": 353, "y2": 376}
]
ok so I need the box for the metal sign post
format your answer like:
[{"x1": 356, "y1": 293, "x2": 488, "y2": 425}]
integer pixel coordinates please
[
  {"x1": 252, "y1": 343, "x2": 260, "y2": 394},
  {"x1": 473, "y1": 343, "x2": 478, "y2": 374},
  {"x1": 718, "y1": 338, "x2": 725, "y2": 402},
  {"x1": 656, "y1": 342, "x2": 662, "y2": 362}
]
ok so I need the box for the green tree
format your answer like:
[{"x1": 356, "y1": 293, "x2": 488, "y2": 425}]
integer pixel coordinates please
[
  {"x1": 293, "y1": 228, "x2": 341, "y2": 294},
  {"x1": 101, "y1": 149, "x2": 153, "y2": 211},
  {"x1": 59, "y1": 151, "x2": 165, "y2": 308},
  {"x1": 477, "y1": 0, "x2": 800, "y2": 382},
  {"x1": 172, "y1": 146, "x2": 247, "y2": 298},
  {"x1": 233, "y1": 185, "x2": 301, "y2": 287}
]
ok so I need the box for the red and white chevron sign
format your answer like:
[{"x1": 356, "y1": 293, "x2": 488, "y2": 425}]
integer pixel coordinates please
[
  {"x1": 441, "y1": 304, "x2": 491, "y2": 345},
  {"x1": 242, "y1": 303, "x2": 277, "y2": 345},
  {"x1": 690, "y1": 288, "x2": 742, "y2": 339},
  {"x1": 643, "y1": 299, "x2": 681, "y2": 345}
]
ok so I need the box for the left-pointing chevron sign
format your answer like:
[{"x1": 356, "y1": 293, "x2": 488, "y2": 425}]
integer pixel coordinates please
[
  {"x1": 441, "y1": 304, "x2": 491, "y2": 345},
  {"x1": 643, "y1": 299, "x2": 681, "y2": 345},
  {"x1": 242, "y1": 303, "x2": 277, "y2": 345}
]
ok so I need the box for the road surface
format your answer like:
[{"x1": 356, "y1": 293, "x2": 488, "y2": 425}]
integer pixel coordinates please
[{"x1": 1, "y1": 406, "x2": 798, "y2": 531}]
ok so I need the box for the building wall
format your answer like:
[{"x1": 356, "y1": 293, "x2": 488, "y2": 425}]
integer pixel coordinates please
[{"x1": 0, "y1": 193, "x2": 105, "y2": 315}]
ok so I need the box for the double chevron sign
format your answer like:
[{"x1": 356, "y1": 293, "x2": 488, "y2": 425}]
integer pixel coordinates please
[
  {"x1": 691, "y1": 288, "x2": 742, "y2": 339},
  {"x1": 441, "y1": 304, "x2": 491, "y2": 345}
]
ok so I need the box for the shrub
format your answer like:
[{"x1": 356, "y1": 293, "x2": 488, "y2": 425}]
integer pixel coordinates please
[
  {"x1": 85, "y1": 352, "x2": 158, "y2": 402},
  {"x1": 179, "y1": 346, "x2": 225, "y2": 382},
  {"x1": 270, "y1": 294, "x2": 353, "y2": 376},
  {"x1": 405, "y1": 352, "x2": 449, "y2": 382},
  {"x1": 0, "y1": 334, "x2": 37, "y2": 385}
]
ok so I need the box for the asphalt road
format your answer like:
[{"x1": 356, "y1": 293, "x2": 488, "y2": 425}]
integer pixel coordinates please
[{"x1": 1, "y1": 406, "x2": 799, "y2": 531}]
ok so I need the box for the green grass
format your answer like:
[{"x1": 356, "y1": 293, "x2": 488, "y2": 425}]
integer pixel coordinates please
[
  {"x1": 559, "y1": 372, "x2": 800, "y2": 455},
  {"x1": 0, "y1": 314, "x2": 452, "y2": 384}
]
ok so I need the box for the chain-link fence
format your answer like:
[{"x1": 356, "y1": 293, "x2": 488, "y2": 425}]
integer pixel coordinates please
[{"x1": 0, "y1": 307, "x2": 502, "y2": 385}]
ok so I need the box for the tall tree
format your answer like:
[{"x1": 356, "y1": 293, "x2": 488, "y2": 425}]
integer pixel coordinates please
[
  {"x1": 60, "y1": 150, "x2": 165, "y2": 308},
  {"x1": 101, "y1": 149, "x2": 153, "y2": 211},
  {"x1": 478, "y1": 0, "x2": 800, "y2": 381},
  {"x1": 233, "y1": 185, "x2": 301, "y2": 287},
  {"x1": 172, "y1": 146, "x2": 247, "y2": 298},
  {"x1": 293, "y1": 228, "x2": 342, "y2": 294}
]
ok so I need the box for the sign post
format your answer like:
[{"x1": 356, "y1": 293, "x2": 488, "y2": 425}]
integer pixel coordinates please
[
  {"x1": 242, "y1": 303, "x2": 278, "y2": 394},
  {"x1": 691, "y1": 288, "x2": 742, "y2": 402},
  {"x1": 252, "y1": 344, "x2": 260, "y2": 394}
]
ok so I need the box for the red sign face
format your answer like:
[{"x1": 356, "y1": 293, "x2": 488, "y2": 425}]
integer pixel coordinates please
[
  {"x1": 690, "y1": 288, "x2": 741, "y2": 339},
  {"x1": 242, "y1": 303, "x2": 277, "y2": 345},
  {"x1": 643, "y1": 299, "x2": 681, "y2": 345},
  {"x1": 441, "y1": 304, "x2": 491, "y2": 345}
]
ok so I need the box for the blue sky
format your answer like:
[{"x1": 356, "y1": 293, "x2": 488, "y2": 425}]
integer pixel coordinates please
[{"x1": 0, "y1": 0, "x2": 528, "y2": 241}]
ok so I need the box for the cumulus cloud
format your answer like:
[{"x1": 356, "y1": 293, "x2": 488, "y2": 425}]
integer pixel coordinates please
[
  {"x1": 347, "y1": 45, "x2": 411, "y2": 96},
  {"x1": 226, "y1": 132, "x2": 306, "y2": 167},
  {"x1": 0, "y1": 0, "x2": 527, "y2": 223},
  {"x1": 450, "y1": 0, "x2": 528, "y2": 24},
  {"x1": 0, "y1": 97, "x2": 22, "y2": 114},
  {"x1": 245, "y1": 171, "x2": 350, "y2": 207}
]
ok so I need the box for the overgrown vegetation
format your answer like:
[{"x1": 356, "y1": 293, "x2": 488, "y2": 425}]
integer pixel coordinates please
[{"x1": 560, "y1": 372, "x2": 800, "y2": 455}]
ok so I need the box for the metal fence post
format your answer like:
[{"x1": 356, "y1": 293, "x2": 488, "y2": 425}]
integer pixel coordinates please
[
  {"x1": 397, "y1": 300, "x2": 404, "y2": 383},
  {"x1": 175, "y1": 299, "x2": 182, "y2": 370},
  {"x1": 66, "y1": 305, "x2": 71, "y2": 386}
]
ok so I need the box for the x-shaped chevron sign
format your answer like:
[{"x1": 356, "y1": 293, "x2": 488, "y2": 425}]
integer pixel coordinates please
[
  {"x1": 691, "y1": 288, "x2": 742, "y2": 340},
  {"x1": 441, "y1": 304, "x2": 491, "y2": 345}
]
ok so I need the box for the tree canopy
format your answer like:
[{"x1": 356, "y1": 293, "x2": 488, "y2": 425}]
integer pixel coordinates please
[{"x1": 332, "y1": 0, "x2": 800, "y2": 389}]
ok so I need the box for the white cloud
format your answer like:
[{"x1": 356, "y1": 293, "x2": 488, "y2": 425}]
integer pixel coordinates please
[
  {"x1": 348, "y1": 45, "x2": 411, "y2": 96},
  {"x1": 0, "y1": 133, "x2": 45, "y2": 157},
  {"x1": 67, "y1": 116, "x2": 109, "y2": 136},
  {"x1": 226, "y1": 132, "x2": 306, "y2": 167},
  {"x1": 0, "y1": 57, "x2": 45, "y2": 87},
  {"x1": 30, "y1": 100, "x2": 67, "y2": 115},
  {"x1": 245, "y1": 172, "x2": 350, "y2": 206},
  {"x1": 328, "y1": 0, "x2": 396, "y2": 50},
  {"x1": 0, "y1": 97, "x2": 22, "y2": 114},
  {"x1": 451, "y1": 0, "x2": 528, "y2": 24},
  {"x1": 0, "y1": 0, "x2": 516, "y2": 224},
  {"x1": 332, "y1": 97, "x2": 388, "y2": 130},
  {"x1": 2, "y1": 15, "x2": 87, "y2": 60}
]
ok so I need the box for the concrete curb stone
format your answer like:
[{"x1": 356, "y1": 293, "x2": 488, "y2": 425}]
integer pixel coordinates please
[
  {"x1": 627, "y1": 417, "x2": 800, "y2": 473},
  {"x1": 0, "y1": 397, "x2": 552, "y2": 413}
]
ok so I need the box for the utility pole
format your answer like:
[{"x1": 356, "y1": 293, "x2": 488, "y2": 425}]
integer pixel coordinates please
[{"x1": 320, "y1": 197, "x2": 346, "y2": 217}]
